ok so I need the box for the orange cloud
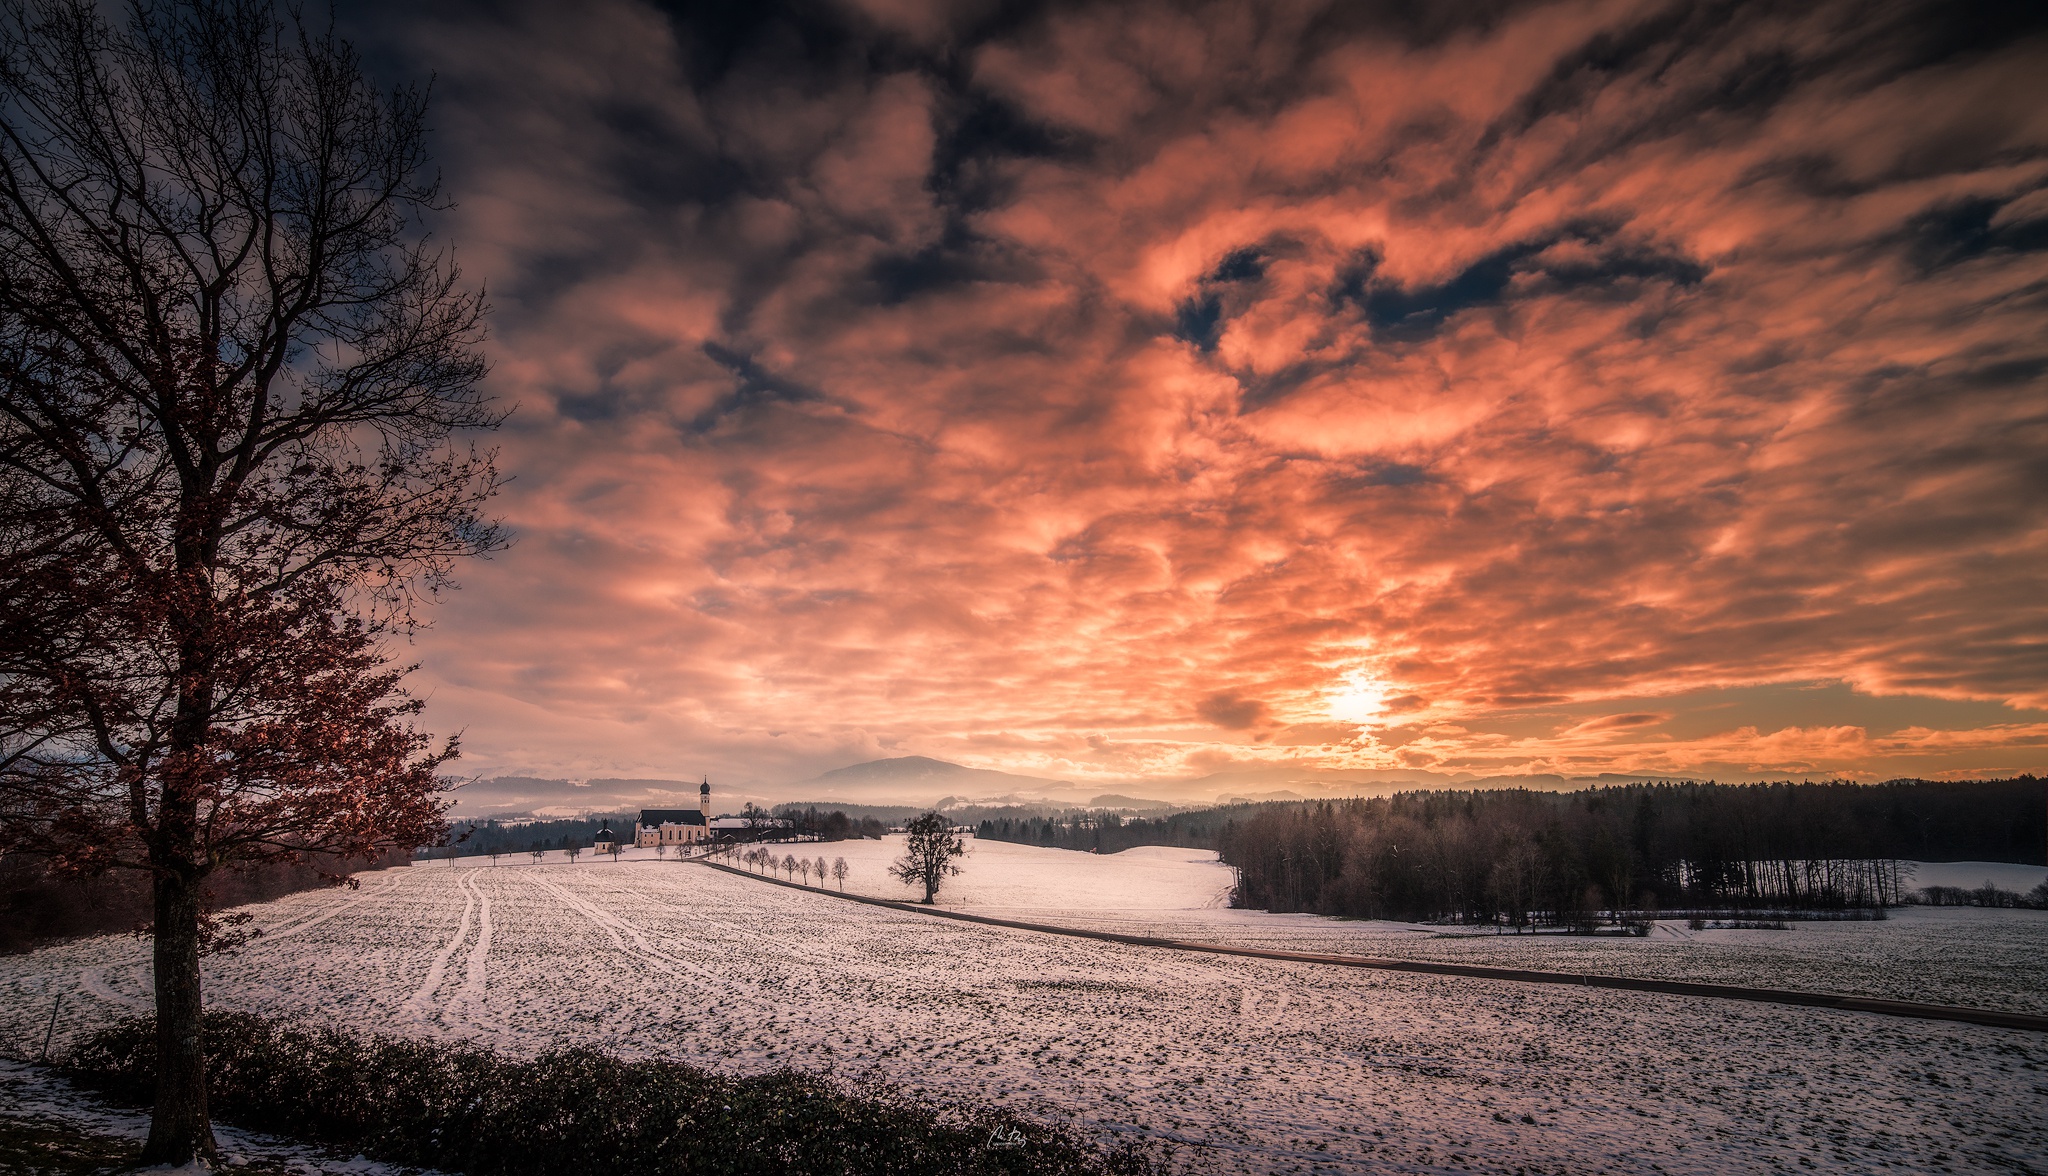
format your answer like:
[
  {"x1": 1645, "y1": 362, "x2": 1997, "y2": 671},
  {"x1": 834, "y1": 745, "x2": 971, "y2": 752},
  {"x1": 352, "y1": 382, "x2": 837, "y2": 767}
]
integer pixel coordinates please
[{"x1": 348, "y1": 0, "x2": 2048, "y2": 793}]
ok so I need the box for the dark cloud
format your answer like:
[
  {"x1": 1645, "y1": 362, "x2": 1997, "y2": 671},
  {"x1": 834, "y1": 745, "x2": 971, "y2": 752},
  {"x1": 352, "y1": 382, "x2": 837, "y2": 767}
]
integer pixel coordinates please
[
  {"x1": 1904, "y1": 193, "x2": 2048, "y2": 271},
  {"x1": 1331, "y1": 223, "x2": 1707, "y2": 340},
  {"x1": 336, "y1": 0, "x2": 2048, "y2": 791},
  {"x1": 1198, "y1": 692, "x2": 1271, "y2": 730}
]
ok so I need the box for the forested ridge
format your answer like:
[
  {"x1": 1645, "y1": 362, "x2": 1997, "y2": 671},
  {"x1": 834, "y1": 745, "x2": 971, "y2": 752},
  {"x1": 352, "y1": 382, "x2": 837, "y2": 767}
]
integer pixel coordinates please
[
  {"x1": 976, "y1": 808, "x2": 1235, "y2": 854},
  {"x1": 981, "y1": 778, "x2": 2044, "y2": 923}
]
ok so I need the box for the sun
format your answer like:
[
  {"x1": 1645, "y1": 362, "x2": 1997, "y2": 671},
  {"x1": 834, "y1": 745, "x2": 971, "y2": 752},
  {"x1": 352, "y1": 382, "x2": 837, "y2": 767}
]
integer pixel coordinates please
[{"x1": 1326, "y1": 671, "x2": 1390, "y2": 724}]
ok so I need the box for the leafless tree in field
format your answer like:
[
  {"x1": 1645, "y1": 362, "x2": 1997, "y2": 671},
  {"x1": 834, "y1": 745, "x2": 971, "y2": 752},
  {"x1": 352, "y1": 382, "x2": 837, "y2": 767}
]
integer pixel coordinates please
[{"x1": 890, "y1": 813, "x2": 965, "y2": 903}]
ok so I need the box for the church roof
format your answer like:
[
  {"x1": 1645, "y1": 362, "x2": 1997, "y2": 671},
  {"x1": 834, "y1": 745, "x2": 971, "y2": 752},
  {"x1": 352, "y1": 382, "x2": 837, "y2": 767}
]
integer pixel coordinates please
[{"x1": 639, "y1": 808, "x2": 707, "y2": 827}]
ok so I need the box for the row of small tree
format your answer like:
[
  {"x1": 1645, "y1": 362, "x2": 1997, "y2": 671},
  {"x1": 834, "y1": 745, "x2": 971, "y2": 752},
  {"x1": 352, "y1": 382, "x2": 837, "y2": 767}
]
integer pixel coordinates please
[
  {"x1": 719, "y1": 812, "x2": 967, "y2": 904},
  {"x1": 736, "y1": 846, "x2": 850, "y2": 889}
]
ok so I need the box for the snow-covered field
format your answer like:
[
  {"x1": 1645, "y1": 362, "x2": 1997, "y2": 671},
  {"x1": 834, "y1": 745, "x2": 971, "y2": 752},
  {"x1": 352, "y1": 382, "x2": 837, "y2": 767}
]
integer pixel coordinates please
[
  {"x1": 794, "y1": 837, "x2": 2048, "y2": 1016},
  {"x1": 2, "y1": 842, "x2": 2044, "y2": 1175}
]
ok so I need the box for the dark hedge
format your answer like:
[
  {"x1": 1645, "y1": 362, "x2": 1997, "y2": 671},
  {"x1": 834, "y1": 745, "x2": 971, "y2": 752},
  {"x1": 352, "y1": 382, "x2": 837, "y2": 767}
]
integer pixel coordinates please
[{"x1": 67, "y1": 1013, "x2": 1168, "y2": 1175}]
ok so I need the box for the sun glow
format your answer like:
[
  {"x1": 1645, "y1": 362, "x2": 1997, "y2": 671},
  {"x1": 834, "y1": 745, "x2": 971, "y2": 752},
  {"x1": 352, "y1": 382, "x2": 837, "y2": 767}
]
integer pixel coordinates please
[{"x1": 1326, "y1": 672, "x2": 1391, "y2": 725}]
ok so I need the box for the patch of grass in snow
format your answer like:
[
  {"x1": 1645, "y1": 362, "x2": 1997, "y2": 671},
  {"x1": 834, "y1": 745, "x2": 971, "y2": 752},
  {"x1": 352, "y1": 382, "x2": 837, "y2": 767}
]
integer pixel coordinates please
[
  {"x1": 0, "y1": 1115, "x2": 317, "y2": 1175},
  {"x1": 64, "y1": 1014, "x2": 1171, "y2": 1176},
  {"x1": 0, "y1": 1116, "x2": 134, "y2": 1175},
  {"x1": 1013, "y1": 979, "x2": 1134, "y2": 993}
]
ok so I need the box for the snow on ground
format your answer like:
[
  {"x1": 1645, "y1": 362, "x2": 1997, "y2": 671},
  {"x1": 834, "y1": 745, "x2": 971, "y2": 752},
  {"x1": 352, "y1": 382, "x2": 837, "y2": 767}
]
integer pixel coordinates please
[
  {"x1": 2, "y1": 852, "x2": 2044, "y2": 1175},
  {"x1": 787, "y1": 837, "x2": 2048, "y2": 1016},
  {"x1": 800, "y1": 835, "x2": 1236, "y2": 911},
  {"x1": 0, "y1": 1057, "x2": 437, "y2": 1174}
]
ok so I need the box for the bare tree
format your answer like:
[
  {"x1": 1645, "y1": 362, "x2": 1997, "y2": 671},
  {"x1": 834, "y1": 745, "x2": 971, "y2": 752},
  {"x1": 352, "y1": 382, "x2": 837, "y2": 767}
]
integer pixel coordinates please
[
  {"x1": 890, "y1": 812, "x2": 965, "y2": 903},
  {"x1": 782, "y1": 852, "x2": 797, "y2": 880},
  {"x1": 0, "y1": 1, "x2": 500, "y2": 1161},
  {"x1": 833, "y1": 856, "x2": 848, "y2": 891},
  {"x1": 566, "y1": 845, "x2": 581, "y2": 863},
  {"x1": 528, "y1": 845, "x2": 543, "y2": 866},
  {"x1": 655, "y1": 842, "x2": 667, "y2": 860},
  {"x1": 487, "y1": 850, "x2": 501, "y2": 867},
  {"x1": 814, "y1": 856, "x2": 827, "y2": 886},
  {"x1": 798, "y1": 857, "x2": 811, "y2": 886}
]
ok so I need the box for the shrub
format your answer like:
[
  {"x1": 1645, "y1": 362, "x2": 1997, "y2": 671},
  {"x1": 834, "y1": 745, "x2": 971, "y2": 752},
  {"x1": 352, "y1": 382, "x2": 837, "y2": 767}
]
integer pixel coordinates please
[{"x1": 67, "y1": 1013, "x2": 1167, "y2": 1176}]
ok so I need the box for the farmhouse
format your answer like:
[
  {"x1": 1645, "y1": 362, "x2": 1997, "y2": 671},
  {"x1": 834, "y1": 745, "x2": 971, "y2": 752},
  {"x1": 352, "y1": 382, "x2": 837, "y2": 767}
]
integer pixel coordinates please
[
  {"x1": 707, "y1": 812, "x2": 797, "y2": 842},
  {"x1": 636, "y1": 781, "x2": 713, "y2": 847}
]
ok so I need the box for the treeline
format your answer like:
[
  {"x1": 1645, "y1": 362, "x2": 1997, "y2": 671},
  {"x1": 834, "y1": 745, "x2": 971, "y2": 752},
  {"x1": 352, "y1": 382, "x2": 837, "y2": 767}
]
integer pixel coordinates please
[
  {"x1": 1218, "y1": 779, "x2": 2045, "y2": 925},
  {"x1": 438, "y1": 816, "x2": 631, "y2": 858},
  {"x1": 439, "y1": 809, "x2": 892, "y2": 859},
  {"x1": 976, "y1": 809, "x2": 1236, "y2": 854},
  {"x1": 0, "y1": 848, "x2": 409, "y2": 953},
  {"x1": 774, "y1": 802, "x2": 922, "y2": 827},
  {"x1": 1919, "y1": 882, "x2": 2048, "y2": 909},
  {"x1": 779, "y1": 807, "x2": 891, "y2": 841}
]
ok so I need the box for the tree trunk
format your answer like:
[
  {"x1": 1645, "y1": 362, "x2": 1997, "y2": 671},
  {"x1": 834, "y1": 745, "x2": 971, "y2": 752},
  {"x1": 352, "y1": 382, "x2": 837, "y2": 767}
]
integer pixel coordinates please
[{"x1": 141, "y1": 866, "x2": 216, "y2": 1165}]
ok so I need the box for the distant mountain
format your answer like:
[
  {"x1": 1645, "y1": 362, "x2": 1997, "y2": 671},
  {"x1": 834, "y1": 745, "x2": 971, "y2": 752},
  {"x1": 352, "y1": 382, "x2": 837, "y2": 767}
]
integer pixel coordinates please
[
  {"x1": 453, "y1": 761, "x2": 1708, "y2": 821},
  {"x1": 1087, "y1": 793, "x2": 1181, "y2": 812},
  {"x1": 788, "y1": 756, "x2": 1085, "y2": 806},
  {"x1": 1153, "y1": 765, "x2": 1457, "y2": 805},
  {"x1": 447, "y1": 776, "x2": 768, "y2": 819},
  {"x1": 1193, "y1": 768, "x2": 1702, "y2": 807}
]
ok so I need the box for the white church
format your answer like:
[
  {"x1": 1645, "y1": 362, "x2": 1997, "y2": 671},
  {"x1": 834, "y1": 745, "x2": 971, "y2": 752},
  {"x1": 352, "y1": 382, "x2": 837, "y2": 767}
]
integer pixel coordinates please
[{"x1": 634, "y1": 781, "x2": 713, "y2": 847}]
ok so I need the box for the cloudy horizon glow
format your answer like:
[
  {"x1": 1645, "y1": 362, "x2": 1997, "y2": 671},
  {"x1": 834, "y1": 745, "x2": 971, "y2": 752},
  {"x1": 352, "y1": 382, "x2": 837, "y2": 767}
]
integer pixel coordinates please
[{"x1": 347, "y1": 0, "x2": 2047, "y2": 794}]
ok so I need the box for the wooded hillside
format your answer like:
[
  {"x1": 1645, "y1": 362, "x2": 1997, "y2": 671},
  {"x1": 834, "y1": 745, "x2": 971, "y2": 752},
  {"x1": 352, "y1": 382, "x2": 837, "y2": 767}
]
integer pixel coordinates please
[{"x1": 980, "y1": 778, "x2": 2044, "y2": 923}]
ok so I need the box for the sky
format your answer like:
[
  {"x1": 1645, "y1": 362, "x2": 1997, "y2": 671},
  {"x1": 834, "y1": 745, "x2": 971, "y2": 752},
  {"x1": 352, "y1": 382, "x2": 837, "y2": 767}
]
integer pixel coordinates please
[{"x1": 343, "y1": 0, "x2": 2048, "y2": 797}]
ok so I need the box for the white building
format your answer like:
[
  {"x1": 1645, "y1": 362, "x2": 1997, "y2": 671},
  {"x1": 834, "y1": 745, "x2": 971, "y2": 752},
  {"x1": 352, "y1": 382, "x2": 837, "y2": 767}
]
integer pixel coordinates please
[{"x1": 635, "y1": 781, "x2": 713, "y2": 847}]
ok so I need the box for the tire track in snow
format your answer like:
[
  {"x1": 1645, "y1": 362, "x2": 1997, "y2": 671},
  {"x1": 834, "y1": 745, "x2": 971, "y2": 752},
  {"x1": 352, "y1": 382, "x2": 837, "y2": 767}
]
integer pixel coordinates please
[
  {"x1": 1260, "y1": 989, "x2": 1290, "y2": 1028},
  {"x1": 1232, "y1": 984, "x2": 1289, "y2": 1030},
  {"x1": 405, "y1": 870, "x2": 475, "y2": 1019},
  {"x1": 262, "y1": 868, "x2": 406, "y2": 942},
  {"x1": 446, "y1": 877, "x2": 494, "y2": 1030},
  {"x1": 77, "y1": 966, "x2": 146, "y2": 1011},
  {"x1": 527, "y1": 873, "x2": 781, "y2": 1023},
  {"x1": 527, "y1": 874, "x2": 728, "y2": 986}
]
